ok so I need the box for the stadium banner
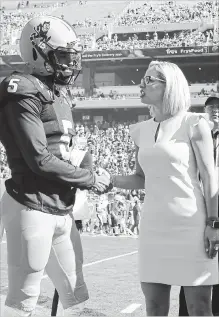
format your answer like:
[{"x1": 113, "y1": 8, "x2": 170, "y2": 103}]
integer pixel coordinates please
[
  {"x1": 161, "y1": 46, "x2": 209, "y2": 56},
  {"x1": 0, "y1": 46, "x2": 217, "y2": 66},
  {"x1": 82, "y1": 46, "x2": 210, "y2": 60},
  {"x1": 209, "y1": 44, "x2": 219, "y2": 54},
  {"x1": 82, "y1": 50, "x2": 130, "y2": 60}
]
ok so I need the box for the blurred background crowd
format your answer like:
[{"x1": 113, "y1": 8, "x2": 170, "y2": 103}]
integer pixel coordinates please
[
  {"x1": 70, "y1": 84, "x2": 217, "y2": 101},
  {"x1": 74, "y1": 120, "x2": 144, "y2": 236},
  {"x1": 115, "y1": 0, "x2": 218, "y2": 26},
  {"x1": 0, "y1": 0, "x2": 219, "y2": 55}
]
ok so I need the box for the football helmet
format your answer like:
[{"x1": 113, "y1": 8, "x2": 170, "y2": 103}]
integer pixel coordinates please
[{"x1": 19, "y1": 16, "x2": 83, "y2": 84}]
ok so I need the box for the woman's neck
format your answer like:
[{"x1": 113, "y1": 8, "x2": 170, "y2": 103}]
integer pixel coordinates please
[{"x1": 153, "y1": 112, "x2": 172, "y2": 123}]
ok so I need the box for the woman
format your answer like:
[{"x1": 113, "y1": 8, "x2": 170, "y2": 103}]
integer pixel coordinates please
[{"x1": 108, "y1": 61, "x2": 219, "y2": 316}]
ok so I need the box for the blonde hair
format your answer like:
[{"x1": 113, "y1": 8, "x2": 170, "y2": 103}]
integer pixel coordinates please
[{"x1": 148, "y1": 61, "x2": 191, "y2": 116}]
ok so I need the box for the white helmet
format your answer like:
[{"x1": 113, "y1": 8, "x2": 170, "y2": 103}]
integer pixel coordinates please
[{"x1": 19, "y1": 16, "x2": 83, "y2": 84}]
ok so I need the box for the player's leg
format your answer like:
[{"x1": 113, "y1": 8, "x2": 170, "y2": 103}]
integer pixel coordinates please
[
  {"x1": 45, "y1": 214, "x2": 89, "y2": 314},
  {"x1": 141, "y1": 282, "x2": 171, "y2": 316},
  {"x1": 184, "y1": 285, "x2": 212, "y2": 315},
  {"x1": 1, "y1": 192, "x2": 54, "y2": 316}
]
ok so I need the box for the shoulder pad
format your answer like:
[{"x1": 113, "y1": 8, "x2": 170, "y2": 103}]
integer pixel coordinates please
[{"x1": 0, "y1": 72, "x2": 53, "y2": 106}]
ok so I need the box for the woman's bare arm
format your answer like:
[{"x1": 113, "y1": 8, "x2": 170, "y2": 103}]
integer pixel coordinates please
[{"x1": 113, "y1": 146, "x2": 145, "y2": 190}]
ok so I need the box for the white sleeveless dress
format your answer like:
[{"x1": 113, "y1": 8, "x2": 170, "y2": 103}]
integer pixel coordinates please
[{"x1": 129, "y1": 111, "x2": 218, "y2": 286}]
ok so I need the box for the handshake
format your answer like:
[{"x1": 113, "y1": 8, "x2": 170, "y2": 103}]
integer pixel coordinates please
[{"x1": 91, "y1": 168, "x2": 114, "y2": 195}]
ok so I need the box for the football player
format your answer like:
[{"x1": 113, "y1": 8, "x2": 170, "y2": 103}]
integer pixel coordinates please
[{"x1": 0, "y1": 16, "x2": 110, "y2": 317}]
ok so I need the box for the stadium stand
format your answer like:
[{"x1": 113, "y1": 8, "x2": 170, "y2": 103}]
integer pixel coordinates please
[
  {"x1": 1, "y1": 0, "x2": 219, "y2": 54},
  {"x1": 93, "y1": 29, "x2": 217, "y2": 51},
  {"x1": 53, "y1": 0, "x2": 129, "y2": 30},
  {"x1": 114, "y1": 0, "x2": 218, "y2": 26},
  {"x1": 71, "y1": 83, "x2": 218, "y2": 98},
  {"x1": 0, "y1": 1, "x2": 67, "y2": 55}
]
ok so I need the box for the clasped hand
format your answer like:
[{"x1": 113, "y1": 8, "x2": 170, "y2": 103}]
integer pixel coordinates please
[{"x1": 92, "y1": 168, "x2": 112, "y2": 195}]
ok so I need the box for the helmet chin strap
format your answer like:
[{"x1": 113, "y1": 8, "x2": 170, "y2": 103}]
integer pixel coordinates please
[{"x1": 54, "y1": 69, "x2": 81, "y2": 86}]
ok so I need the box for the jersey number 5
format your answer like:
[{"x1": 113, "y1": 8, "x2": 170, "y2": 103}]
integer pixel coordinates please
[{"x1": 7, "y1": 78, "x2": 20, "y2": 93}]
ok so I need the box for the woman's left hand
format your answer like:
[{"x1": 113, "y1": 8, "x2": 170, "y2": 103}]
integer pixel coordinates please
[{"x1": 204, "y1": 225, "x2": 219, "y2": 259}]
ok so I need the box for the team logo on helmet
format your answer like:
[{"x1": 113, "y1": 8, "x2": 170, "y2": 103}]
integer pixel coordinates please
[
  {"x1": 66, "y1": 41, "x2": 77, "y2": 49},
  {"x1": 30, "y1": 21, "x2": 51, "y2": 49}
]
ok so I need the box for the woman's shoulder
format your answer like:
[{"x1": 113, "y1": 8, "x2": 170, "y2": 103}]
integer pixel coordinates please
[
  {"x1": 183, "y1": 112, "x2": 213, "y2": 130},
  {"x1": 182, "y1": 111, "x2": 214, "y2": 138},
  {"x1": 129, "y1": 119, "x2": 153, "y2": 146},
  {"x1": 129, "y1": 118, "x2": 153, "y2": 130}
]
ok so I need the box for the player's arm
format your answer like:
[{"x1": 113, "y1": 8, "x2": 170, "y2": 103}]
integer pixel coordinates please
[{"x1": 5, "y1": 98, "x2": 95, "y2": 188}]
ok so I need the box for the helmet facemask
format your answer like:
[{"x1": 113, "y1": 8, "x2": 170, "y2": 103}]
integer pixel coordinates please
[{"x1": 47, "y1": 44, "x2": 83, "y2": 85}]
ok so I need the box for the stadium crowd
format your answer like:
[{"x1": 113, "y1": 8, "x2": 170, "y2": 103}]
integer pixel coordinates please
[
  {"x1": 115, "y1": 0, "x2": 219, "y2": 26},
  {"x1": 70, "y1": 120, "x2": 144, "y2": 235},
  {"x1": 72, "y1": 89, "x2": 126, "y2": 100},
  {"x1": 94, "y1": 29, "x2": 218, "y2": 51},
  {"x1": 70, "y1": 84, "x2": 217, "y2": 101},
  {"x1": 1, "y1": 0, "x2": 219, "y2": 55},
  {"x1": 0, "y1": 1, "x2": 68, "y2": 55},
  {"x1": 81, "y1": 191, "x2": 142, "y2": 236},
  {"x1": 0, "y1": 142, "x2": 10, "y2": 179}
]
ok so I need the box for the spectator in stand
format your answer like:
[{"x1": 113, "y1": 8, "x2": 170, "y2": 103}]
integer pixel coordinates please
[
  {"x1": 131, "y1": 198, "x2": 141, "y2": 235},
  {"x1": 127, "y1": 209, "x2": 134, "y2": 231},
  {"x1": 93, "y1": 29, "x2": 218, "y2": 52},
  {"x1": 109, "y1": 207, "x2": 119, "y2": 236},
  {"x1": 96, "y1": 195, "x2": 108, "y2": 235}
]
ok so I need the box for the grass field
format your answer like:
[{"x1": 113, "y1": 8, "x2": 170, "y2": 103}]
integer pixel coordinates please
[{"x1": 0, "y1": 233, "x2": 180, "y2": 317}]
